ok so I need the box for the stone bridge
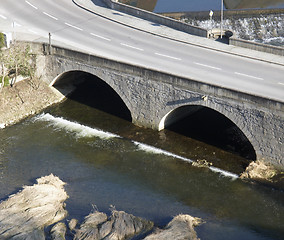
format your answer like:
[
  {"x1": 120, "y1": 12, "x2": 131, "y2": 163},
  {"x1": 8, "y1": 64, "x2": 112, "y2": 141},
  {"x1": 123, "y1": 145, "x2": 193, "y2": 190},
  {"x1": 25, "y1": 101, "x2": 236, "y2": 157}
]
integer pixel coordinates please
[{"x1": 34, "y1": 43, "x2": 284, "y2": 169}]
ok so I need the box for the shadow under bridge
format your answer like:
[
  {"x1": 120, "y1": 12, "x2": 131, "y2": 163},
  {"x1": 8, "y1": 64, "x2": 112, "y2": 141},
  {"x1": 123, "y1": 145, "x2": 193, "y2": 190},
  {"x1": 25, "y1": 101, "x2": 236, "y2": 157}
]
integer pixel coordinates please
[
  {"x1": 50, "y1": 70, "x2": 132, "y2": 122},
  {"x1": 159, "y1": 104, "x2": 256, "y2": 161}
]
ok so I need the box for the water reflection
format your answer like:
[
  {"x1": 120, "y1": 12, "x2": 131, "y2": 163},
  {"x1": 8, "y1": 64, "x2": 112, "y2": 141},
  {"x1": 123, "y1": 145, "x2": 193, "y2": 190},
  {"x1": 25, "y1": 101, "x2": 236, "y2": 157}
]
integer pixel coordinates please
[
  {"x1": 118, "y1": 0, "x2": 284, "y2": 12},
  {"x1": 119, "y1": 0, "x2": 158, "y2": 11},
  {"x1": 224, "y1": 0, "x2": 284, "y2": 9}
]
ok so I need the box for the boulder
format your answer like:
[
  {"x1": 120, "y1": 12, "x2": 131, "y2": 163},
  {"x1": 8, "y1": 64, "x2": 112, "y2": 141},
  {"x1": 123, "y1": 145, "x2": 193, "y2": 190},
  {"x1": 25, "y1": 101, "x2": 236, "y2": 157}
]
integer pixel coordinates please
[
  {"x1": 0, "y1": 174, "x2": 68, "y2": 239},
  {"x1": 68, "y1": 219, "x2": 79, "y2": 231},
  {"x1": 144, "y1": 214, "x2": 203, "y2": 240},
  {"x1": 50, "y1": 222, "x2": 67, "y2": 240},
  {"x1": 0, "y1": 174, "x2": 205, "y2": 240},
  {"x1": 240, "y1": 160, "x2": 278, "y2": 181},
  {"x1": 74, "y1": 210, "x2": 154, "y2": 240}
]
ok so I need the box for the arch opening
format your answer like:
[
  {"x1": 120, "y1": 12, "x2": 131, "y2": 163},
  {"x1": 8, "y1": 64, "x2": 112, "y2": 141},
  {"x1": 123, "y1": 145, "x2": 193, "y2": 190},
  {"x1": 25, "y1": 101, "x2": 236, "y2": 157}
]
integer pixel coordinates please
[
  {"x1": 161, "y1": 105, "x2": 256, "y2": 161},
  {"x1": 52, "y1": 71, "x2": 132, "y2": 122}
]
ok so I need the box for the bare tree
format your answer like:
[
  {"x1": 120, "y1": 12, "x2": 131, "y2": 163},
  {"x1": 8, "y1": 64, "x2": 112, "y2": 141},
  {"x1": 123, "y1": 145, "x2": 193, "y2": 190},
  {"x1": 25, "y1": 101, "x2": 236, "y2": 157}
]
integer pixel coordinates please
[{"x1": 0, "y1": 42, "x2": 35, "y2": 91}]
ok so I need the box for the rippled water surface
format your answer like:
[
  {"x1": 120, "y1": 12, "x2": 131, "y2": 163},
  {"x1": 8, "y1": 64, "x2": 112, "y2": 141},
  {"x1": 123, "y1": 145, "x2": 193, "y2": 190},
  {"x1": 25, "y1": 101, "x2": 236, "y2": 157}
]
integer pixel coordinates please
[
  {"x1": 1, "y1": 81, "x2": 284, "y2": 239},
  {"x1": 119, "y1": 0, "x2": 284, "y2": 13}
]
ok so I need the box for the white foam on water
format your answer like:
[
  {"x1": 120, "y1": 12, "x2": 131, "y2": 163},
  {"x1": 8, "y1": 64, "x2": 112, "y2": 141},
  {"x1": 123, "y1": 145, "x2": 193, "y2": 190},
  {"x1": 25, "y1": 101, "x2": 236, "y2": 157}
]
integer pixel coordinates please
[
  {"x1": 134, "y1": 141, "x2": 239, "y2": 180},
  {"x1": 209, "y1": 166, "x2": 239, "y2": 180},
  {"x1": 0, "y1": 123, "x2": 5, "y2": 129},
  {"x1": 34, "y1": 113, "x2": 120, "y2": 139},
  {"x1": 133, "y1": 141, "x2": 193, "y2": 163}
]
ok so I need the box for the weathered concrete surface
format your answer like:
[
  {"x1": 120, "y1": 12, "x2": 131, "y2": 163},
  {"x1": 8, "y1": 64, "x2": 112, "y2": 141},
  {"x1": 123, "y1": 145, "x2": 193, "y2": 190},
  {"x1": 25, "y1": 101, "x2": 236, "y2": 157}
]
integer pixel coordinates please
[
  {"x1": 0, "y1": 174, "x2": 68, "y2": 239},
  {"x1": 144, "y1": 214, "x2": 203, "y2": 240},
  {"x1": 74, "y1": 210, "x2": 154, "y2": 240}
]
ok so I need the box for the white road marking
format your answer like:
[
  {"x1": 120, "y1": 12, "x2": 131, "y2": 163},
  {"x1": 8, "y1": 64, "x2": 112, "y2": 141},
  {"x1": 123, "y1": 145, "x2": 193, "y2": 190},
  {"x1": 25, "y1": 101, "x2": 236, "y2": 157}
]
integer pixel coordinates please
[
  {"x1": 234, "y1": 72, "x2": 264, "y2": 81},
  {"x1": 194, "y1": 62, "x2": 222, "y2": 70},
  {"x1": 65, "y1": 22, "x2": 83, "y2": 31},
  {"x1": 0, "y1": 14, "x2": 7, "y2": 20},
  {"x1": 25, "y1": 1, "x2": 38, "y2": 9},
  {"x1": 278, "y1": 82, "x2": 284, "y2": 86},
  {"x1": 43, "y1": 12, "x2": 58, "y2": 21},
  {"x1": 155, "y1": 52, "x2": 181, "y2": 61},
  {"x1": 90, "y1": 33, "x2": 111, "y2": 41},
  {"x1": 120, "y1": 43, "x2": 144, "y2": 51}
]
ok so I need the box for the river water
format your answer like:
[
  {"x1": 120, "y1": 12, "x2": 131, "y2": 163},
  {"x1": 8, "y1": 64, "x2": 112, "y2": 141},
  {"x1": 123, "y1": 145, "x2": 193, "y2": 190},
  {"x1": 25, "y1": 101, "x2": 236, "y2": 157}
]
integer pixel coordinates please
[
  {"x1": 1, "y1": 78, "x2": 284, "y2": 239},
  {"x1": 153, "y1": 0, "x2": 284, "y2": 12},
  {"x1": 119, "y1": 0, "x2": 284, "y2": 13}
]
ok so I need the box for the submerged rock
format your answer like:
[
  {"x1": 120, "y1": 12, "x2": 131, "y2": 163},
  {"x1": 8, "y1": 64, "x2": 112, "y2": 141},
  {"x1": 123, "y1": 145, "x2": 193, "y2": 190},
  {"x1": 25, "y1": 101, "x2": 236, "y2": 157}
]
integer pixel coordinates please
[
  {"x1": 144, "y1": 214, "x2": 203, "y2": 240},
  {"x1": 0, "y1": 174, "x2": 68, "y2": 239},
  {"x1": 74, "y1": 210, "x2": 154, "y2": 240}
]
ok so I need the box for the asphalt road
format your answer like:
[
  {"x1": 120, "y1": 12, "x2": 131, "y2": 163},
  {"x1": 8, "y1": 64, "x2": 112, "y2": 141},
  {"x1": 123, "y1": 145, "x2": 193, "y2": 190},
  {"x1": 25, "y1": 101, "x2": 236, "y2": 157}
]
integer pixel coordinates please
[{"x1": 0, "y1": 0, "x2": 284, "y2": 102}]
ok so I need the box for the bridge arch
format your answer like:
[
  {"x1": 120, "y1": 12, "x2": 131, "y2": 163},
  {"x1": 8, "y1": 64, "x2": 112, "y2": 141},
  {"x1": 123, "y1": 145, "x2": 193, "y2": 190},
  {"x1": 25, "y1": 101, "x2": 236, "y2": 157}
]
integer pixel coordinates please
[
  {"x1": 159, "y1": 104, "x2": 256, "y2": 160},
  {"x1": 50, "y1": 70, "x2": 132, "y2": 121}
]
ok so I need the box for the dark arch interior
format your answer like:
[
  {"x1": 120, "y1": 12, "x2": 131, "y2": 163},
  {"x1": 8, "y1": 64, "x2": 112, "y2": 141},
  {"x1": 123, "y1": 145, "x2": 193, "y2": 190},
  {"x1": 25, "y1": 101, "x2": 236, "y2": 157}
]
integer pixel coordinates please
[
  {"x1": 165, "y1": 105, "x2": 256, "y2": 160},
  {"x1": 53, "y1": 71, "x2": 132, "y2": 121}
]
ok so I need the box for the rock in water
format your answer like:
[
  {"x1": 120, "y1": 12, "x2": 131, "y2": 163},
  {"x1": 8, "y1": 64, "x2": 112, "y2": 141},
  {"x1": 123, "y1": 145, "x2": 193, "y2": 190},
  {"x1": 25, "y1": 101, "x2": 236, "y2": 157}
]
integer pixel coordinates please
[
  {"x1": 0, "y1": 174, "x2": 68, "y2": 239},
  {"x1": 50, "y1": 222, "x2": 67, "y2": 240},
  {"x1": 107, "y1": 210, "x2": 154, "y2": 239},
  {"x1": 74, "y1": 210, "x2": 154, "y2": 240},
  {"x1": 75, "y1": 211, "x2": 108, "y2": 239},
  {"x1": 144, "y1": 214, "x2": 203, "y2": 240},
  {"x1": 240, "y1": 160, "x2": 278, "y2": 181},
  {"x1": 68, "y1": 219, "x2": 79, "y2": 231}
]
